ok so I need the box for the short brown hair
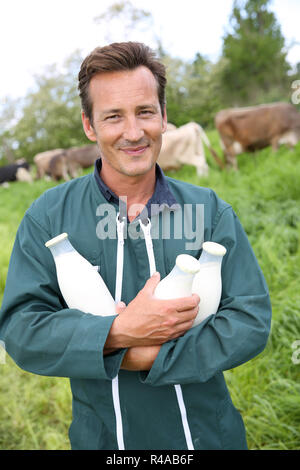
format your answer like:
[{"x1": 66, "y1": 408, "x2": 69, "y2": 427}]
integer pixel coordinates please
[{"x1": 78, "y1": 42, "x2": 167, "y2": 124}]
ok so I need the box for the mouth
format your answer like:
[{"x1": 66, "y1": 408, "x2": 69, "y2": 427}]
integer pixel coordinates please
[{"x1": 119, "y1": 145, "x2": 149, "y2": 156}]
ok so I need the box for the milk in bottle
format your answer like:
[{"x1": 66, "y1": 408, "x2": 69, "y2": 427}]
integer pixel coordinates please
[
  {"x1": 45, "y1": 233, "x2": 116, "y2": 316},
  {"x1": 192, "y1": 241, "x2": 226, "y2": 326},
  {"x1": 154, "y1": 254, "x2": 200, "y2": 300}
]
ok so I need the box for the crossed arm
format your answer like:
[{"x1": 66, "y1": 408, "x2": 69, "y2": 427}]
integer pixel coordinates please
[
  {"x1": 0, "y1": 205, "x2": 271, "y2": 385},
  {"x1": 104, "y1": 272, "x2": 199, "y2": 371}
]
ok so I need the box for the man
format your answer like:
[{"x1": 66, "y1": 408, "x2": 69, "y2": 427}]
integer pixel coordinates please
[{"x1": 0, "y1": 42, "x2": 271, "y2": 450}]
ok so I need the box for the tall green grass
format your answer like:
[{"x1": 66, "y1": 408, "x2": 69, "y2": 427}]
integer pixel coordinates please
[{"x1": 0, "y1": 131, "x2": 299, "y2": 449}]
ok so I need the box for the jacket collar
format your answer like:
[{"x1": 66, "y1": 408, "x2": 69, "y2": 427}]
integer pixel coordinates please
[{"x1": 93, "y1": 158, "x2": 180, "y2": 222}]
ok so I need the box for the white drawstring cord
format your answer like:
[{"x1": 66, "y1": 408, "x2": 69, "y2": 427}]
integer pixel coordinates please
[
  {"x1": 174, "y1": 385, "x2": 194, "y2": 450},
  {"x1": 139, "y1": 218, "x2": 156, "y2": 277},
  {"x1": 115, "y1": 213, "x2": 125, "y2": 303},
  {"x1": 112, "y1": 212, "x2": 125, "y2": 451}
]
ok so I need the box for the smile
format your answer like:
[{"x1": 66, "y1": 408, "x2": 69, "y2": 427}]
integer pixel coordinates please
[{"x1": 119, "y1": 145, "x2": 149, "y2": 156}]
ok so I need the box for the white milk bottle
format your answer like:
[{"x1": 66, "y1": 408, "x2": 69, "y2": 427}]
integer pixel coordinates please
[
  {"x1": 154, "y1": 254, "x2": 200, "y2": 300},
  {"x1": 45, "y1": 233, "x2": 116, "y2": 316},
  {"x1": 192, "y1": 241, "x2": 227, "y2": 326}
]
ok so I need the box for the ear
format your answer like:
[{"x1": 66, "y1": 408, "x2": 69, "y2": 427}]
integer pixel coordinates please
[
  {"x1": 81, "y1": 111, "x2": 97, "y2": 142},
  {"x1": 162, "y1": 105, "x2": 168, "y2": 134}
]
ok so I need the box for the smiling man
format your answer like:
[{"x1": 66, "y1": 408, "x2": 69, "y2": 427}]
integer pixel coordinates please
[
  {"x1": 81, "y1": 65, "x2": 167, "y2": 220},
  {"x1": 83, "y1": 66, "x2": 167, "y2": 177},
  {"x1": 0, "y1": 42, "x2": 271, "y2": 451}
]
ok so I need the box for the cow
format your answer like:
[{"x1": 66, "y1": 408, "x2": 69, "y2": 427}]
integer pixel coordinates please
[
  {"x1": 48, "y1": 153, "x2": 81, "y2": 181},
  {"x1": 65, "y1": 144, "x2": 100, "y2": 169},
  {"x1": 166, "y1": 122, "x2": 177, "y2": 131},
  {"x1": 0, "y1": 159, "x2": 32, "y2": 185},
  {"x1": 48, "y1": 144, "x2": 100, "y2": 181},
  {"x1": 215, "y1": 102, "x2": 300, "y2": 169},
  {"x1": 158, "y1": 122, "x2": 223, "y2": 176},
  {"x1": 34, "y1": 148, "x2": 66, "y2": 179}
]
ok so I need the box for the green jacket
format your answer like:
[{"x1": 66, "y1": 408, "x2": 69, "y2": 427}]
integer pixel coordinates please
[{"x1": 0, "y1": 170, "x2": 271, "y2": 450}]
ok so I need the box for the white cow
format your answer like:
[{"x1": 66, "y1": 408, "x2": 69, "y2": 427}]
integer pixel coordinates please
[
  {"x1": 166, "y1": 122, "x2": 177, "y2": 131},
  {"x1": 158, "y1": 122, "x2": 212, "y2": 176},
  {"x1": 16, "y1": 167, "x2": 33, "y2": 183}
]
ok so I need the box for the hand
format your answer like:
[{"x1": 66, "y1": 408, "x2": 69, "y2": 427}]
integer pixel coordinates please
[
  {"x1": 105, "y1": 272, "x2": 200, "y2": 349},
  {"x1": 121, "y1": 345, "x2": 161, "y2": 371}
]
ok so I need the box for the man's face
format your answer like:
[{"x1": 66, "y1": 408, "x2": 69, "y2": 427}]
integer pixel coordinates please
[{"x1": 82, "y1": 66, "x2": 167, "y2": 178}]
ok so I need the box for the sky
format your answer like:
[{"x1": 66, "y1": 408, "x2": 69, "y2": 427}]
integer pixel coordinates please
[{"x1": 0, "y1": 0, "x2": 299, "y2": 102}]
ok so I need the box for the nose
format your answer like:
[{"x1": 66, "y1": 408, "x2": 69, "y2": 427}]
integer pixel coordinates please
[{"x1": 122, "y1": 116, "x2": 144, "y2": 142}]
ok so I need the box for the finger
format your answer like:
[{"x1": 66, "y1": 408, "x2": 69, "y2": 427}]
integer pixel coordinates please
[
  {"x1": 142, "y1": 271, "x2": 161, "y2": 294},
  {"x1": 174, "y1": 306, "x2": 199, "y2": 323},
  {"x1": 161, "y1": 307, "x2": 198, "y2": 331},
  {"x1": 173, "y1": 294, "x2": 200, "y2": 312},
  {"x1": 115, "y1": 301, "x2": 127, "y2": 314}
]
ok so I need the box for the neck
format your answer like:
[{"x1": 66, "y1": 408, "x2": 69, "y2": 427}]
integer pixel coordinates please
[{"x1": 100, "y1": 160, "x2": 156, "y2": 222}]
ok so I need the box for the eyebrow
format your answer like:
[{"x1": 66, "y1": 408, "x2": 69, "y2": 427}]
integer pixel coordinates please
[
  {"x1": 100, "y1": 108, "x2": 122, "y2": 117},
  {"x1": 136, "y1": 104, "x2": 158, "y2": 111},
  {"x1": 100, "y1": 104, "x2": 159, "y2": 117}
]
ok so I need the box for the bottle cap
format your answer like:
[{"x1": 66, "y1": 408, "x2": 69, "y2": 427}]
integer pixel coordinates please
[
  {"x1": 45, "y1": 232, "x2": 68, "y2": 248},
  {"x1": 176, "y1": 254, "x2": 200, "y2": 274},
  {"x1": 202, "y1": 241, "x2": 227, "y2": 257}
]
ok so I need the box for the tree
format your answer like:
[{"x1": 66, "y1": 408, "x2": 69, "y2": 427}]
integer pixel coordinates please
[
  {"x1": 10, "y1": 51, "x2": 88, "y2": 162},
  {"x1": 94, "y1": 0, "x2": 158, "y2": 47},
  {"x1": 179, "y1": 53, "x2": 225, "y2": 127},
  {"x1": 161, "y1": 54, "x2": 190, "y2": 127},
  {"x1": 0, "y1": 96, "x2": 21, "y2": 163},
  {"x1": 221, "y1": 0, "x2": 290, "y2": 106}
]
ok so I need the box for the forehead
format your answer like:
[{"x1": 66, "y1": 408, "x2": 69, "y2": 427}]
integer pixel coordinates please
[{"x1": 89, "y1": 66, "x2": 160, "y2": 111}]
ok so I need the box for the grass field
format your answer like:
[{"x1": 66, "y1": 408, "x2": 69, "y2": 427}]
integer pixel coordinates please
[{"x1": 0, "y1": 130, "x2": 300, "y2": 450}]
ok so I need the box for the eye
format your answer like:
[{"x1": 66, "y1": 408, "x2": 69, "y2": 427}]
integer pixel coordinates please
[
  {"x1": 105, "y1": 114, "x2": 120, "y2": 121},
  {"x1": 139, "y1": 109, "x2": 154, "y2": 116}
]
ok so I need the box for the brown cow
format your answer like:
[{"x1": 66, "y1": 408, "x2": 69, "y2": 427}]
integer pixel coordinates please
[
  {"x1": 48, "y1": 144, "x2": 100, "y2": 181},
  {"x1": 65, "y1": 144, "x2": 99, "y2": 169},
  {"x1": 215, "y1": 102, "x2": 300, "y2": 169},
  {"x1": 34, "y1": 149, "x2": 66, "y2": 179},
  {"x1": 48, "y1": 153, "x2": 79, "y2": 181}
]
